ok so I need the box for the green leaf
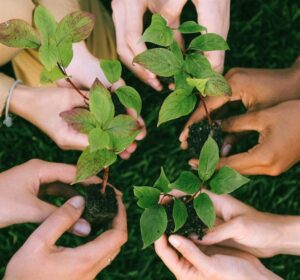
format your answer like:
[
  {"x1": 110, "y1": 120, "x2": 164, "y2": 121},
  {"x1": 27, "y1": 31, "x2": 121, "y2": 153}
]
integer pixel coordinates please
[
  {"x1": 0, "y1": 19, "x2": 40, "y2": 49},
  {"x1": 88, "y1": 128, "x2": 111, "y2": 152},
  {"x1": 142, "y1": 14, "x2": 173, "y2": 47},
  {"x1": 189, "y1": 33, "x2": 229, "y2": 51},
  {"x1": 75, "y1": 148, "x2": 117, "y2": 183},
  {"x1": 154, "y1": 167, "x2": 170, "y2": 193},
  {"x1": 178, "y1": 21, "x2": 207, "y2": 34},
  {"x1": 210, "y1": 166, "x2": 250, "y2": 194},
  {"x1": 60, "y1": 108, "x2": 98, "y2": 134},
  {"x1": 193, "y1": 193, "x2": 215, "y2": 229},
  {"x1": 106, "y1": 115, "x2": 140, "y2": 153},
  {"x1": 34, "y1": 6, "x2": 57, "y2": 45},
  {"x1": 100, "y1": 60, "x2": 122, "y2": 84},
  {"x1": 40, "y1": 66, "x2": 66, "y2": 84},
  {"x1": 115, "y1": 86, "x2": 142, "y2": 116},
  {"x1": 38, "y1": 39, "x2": 58, "y2": 71},
  {"x1": 170, "y1": 41, "x2": 184, "y2": 63},
  {"x1": 174, "y1": 72, "x2": 193, "y2": 92},
  {"x1": 56, "y1": 38, "x2": 73, "y2": 68},
  {"x1": 158, "y1": 89, "x2": 196, "y2": 126},
  {"x1": 169, "y1": 171, "x2": 200, "y2": 194},
  {"x1": 204, "y1": 72, "x2": 232, "y2": 97},
  {"x1": 198, "y1": 136, "x2": 219, "y2": 181},
  {"x1": 133, "y1": 186, "x2": 161, "y2": 208},
  {"x1": 186, "y1": 77, "x2": 209, "y2": 95},
  {"x1": 140, "y1": 206, "x2": 167, "y2": 248},
  {"x1": 133, "y1": 48, "x2": 183, "y2": 77},
  {"x1": 173, "y1": 198, "x2": 188, "y2": 232},
  {"x1": 90, "y1": 79, "x2": 114, "y2": 126},
  {"x1": 184, "y1": 53, "x2": 212, "y2": 78},
  {"x1": 56, "y1": 11, "x2": 95, "y2": 43}
]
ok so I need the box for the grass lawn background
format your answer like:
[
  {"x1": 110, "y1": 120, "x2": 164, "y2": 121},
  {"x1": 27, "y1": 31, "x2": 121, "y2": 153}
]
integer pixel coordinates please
[{"x1": 0, "y1": 0, "x2": 299, "y2": 279}]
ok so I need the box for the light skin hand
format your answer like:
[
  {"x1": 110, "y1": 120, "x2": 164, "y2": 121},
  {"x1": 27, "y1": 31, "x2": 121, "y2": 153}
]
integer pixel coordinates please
[
  {"x1": 155, "y1": 234, "x2": 282, "y2": 280},
  {"x1": 0, "y1": 159, "x2": 91, "y2": 236},
  {"x1": 193, "y1": 191, "x2": 300, "y2": 257},
  {"x1": 189, "y1": 100, "x2": 300, "y2": 175},
  {"x1": 180, "y1": 57, "x2": 300, "y2": 150},
  {"x1": 4, "y1": 192, "x2": 127, "y2": 280}
]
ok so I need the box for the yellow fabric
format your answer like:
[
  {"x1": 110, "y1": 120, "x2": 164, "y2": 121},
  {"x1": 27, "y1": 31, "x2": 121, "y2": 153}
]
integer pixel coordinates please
[{"x1": 0, "y1": 74, "x2": 15, "y2": 116}]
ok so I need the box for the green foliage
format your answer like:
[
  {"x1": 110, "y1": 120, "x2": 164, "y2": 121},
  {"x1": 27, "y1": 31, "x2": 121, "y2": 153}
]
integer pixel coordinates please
[
  {"x1": 100, "y1": 60, "x2": 122, "y2": 84},
  {"x1": 204, "y1": 72, "x2": 232, "y2": 96},
  {"x1": 186, "y1": 77, "x2": 209, "y2": 95},
  {"x1": 142, "y1": 14, "x2": 173, "y2": 47},
  {"x1": 0, "y1": 19, "x2": 40, "y2": 48},
  {"x1": 154, "y1": 167, "x2": 170, "y2": 193},
  {"x1": 210, "y1": 166, "x2": 250, "y2": 194},
  {"x1": 133, "y1": 48, "x2": 183, "y2": 77},
  {"x1": 184, "y1": 53, "x2": 212, "y2": 78},
  {"x1": 173, "y1": 198, "x2": 188, "y2": 232},
  {"x1": 158, "y1": 89, "x2": 196, "y2": 126},
  {"x1": 133, "y1": 187, "x2": 161, "y2": 208},
  {"x1": 169, "y1": 171, "x2": 200, "y2": 194},
  {"x1": 193, "y1": 193, "x2": 215, "y2": 229},
  {"x1": 178, "y1": 21, "x2": 207, "y2": 34},
  {"x1": 189, "y1": 33, "x2": 230, "y2": 51},
  {"x1": 40, "y1": 66, "x2": 66, "y2": 84},
  {"x1": 88, "y1": 128, "x2": 111, "y2": 152},
  {"x1": 115, "y1": 86, "x2": 142, "y2": 116}
]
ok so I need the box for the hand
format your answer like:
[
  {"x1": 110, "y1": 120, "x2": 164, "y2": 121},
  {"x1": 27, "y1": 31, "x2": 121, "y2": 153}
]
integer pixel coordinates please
[
  {"x1": 180, "y1": 58, "x2": 300, "y2": 149},
  {"x1": 193, "y1": 191, "x2": 300, "y2": 257},
  {"x1": 4, "y1": 193, "x2": 127, "y2": 280},
  {"x1": 155, "y1": 235, "x2": 282, "y2": 280},
  {"x1": 0, "y1": 159, "x2": 91, "y2": 236}
]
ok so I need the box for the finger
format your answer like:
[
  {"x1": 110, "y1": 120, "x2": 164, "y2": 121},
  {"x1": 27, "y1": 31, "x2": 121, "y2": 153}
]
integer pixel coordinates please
[
  {"x1": 74, "y1": 191, "x2": 127, "y2": 264},
  {"x1": 126, "y1": 142, "x2": 137, "y2": 154},
  {"x1": 126, "y1": 108, "x2": 147, "y2": 141},
  {"x1": 119, "y1": 151, "x2": 131, "y2": 160},
  {"x1": 221, "y1": 112, "x2": 264, "y2": 133},
  {"x1": 29, "y1": 196, "x2": 85, "y2": 247},
  {"x1": 154, "y1": 235, "x2": 183, "y2": 276},
  {"x1": 64, "y1": 131, "x2": 89, "y2": 151},
  {"x1": 168, "y1": 235, "x2": 210, "y2": 270}
]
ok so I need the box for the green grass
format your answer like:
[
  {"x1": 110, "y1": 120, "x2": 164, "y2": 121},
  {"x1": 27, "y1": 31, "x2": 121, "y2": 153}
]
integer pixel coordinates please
[{"x1": 0, "y1": 0, "x2": 300, "y2": 279}]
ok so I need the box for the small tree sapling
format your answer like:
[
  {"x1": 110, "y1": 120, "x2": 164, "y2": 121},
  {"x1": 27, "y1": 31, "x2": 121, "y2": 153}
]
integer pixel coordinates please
[
  {"x1": 0, "y1": 6, "x2": 142, "y2": 227},
  {"x1": 133, "y1": 15, "x2": 231, "y2": 157},
  {"x1": 134, "y1": 136, "x2": 249, "y2": 248}
]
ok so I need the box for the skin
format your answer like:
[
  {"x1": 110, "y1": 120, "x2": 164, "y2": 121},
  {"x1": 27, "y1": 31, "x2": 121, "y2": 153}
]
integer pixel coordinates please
[
  {"x1": 180, "y1": 59, "x2": 300, "y2": 175},
  {"x1": 111, "y1": 0, "x2": 230, "y2": 91},
  {"x1": 4, "y1": 192, "x2": 127, "y2": 280},
  {"x1": 0, "y1": 159, "x2": 98, "y2": 235},
  {"x1": 193, "y1": 191, "x2": 300, "y2": 258},
  {"x1": 154, "y1": 235, "x2": 282, "y2": 280}
]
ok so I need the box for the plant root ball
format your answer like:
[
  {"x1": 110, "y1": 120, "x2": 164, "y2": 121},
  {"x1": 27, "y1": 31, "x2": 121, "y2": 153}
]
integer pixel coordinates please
[
  {"x1": 165, "y1": 196, "x2": 206, "y2": 239},
  {"x1": 188, "y1": 119, "x2": 223, "y2": 158}
]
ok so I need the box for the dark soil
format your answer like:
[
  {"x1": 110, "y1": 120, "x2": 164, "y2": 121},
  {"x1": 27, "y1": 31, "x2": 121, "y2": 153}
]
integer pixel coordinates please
[
  {"x1": 83, "y1": 185, "x2": 118, "y2": 227},
  {"x1": 165, "y1": 196, "x2": 206, "y2": 239},
  {"x1": 188, "y1": 119, "x2": 223, "y2": 158}
]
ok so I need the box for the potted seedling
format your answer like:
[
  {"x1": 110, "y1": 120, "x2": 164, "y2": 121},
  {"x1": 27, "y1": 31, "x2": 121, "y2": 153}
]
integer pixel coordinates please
[
  {"x1": 134, "y1": 136, "x2": 249, "y2": 248},
  {"x1": 0, "y1": 6, "x2": 142, "y2": 228},
  {"x1": 133, "y1": 14, "x2": 231, "y2": 157}
]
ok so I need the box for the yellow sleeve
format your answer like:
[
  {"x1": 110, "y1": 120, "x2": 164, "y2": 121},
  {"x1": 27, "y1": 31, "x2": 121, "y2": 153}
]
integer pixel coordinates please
[
  {"x1": 0, "y1": 73, "x2": 15, "y2": 117},
  {"x1": 0, "y1": 0, "x2": 35, "y2": 66}
]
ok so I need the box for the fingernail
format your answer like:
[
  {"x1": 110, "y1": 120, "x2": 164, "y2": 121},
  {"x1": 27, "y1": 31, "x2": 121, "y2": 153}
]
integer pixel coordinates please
[
  {"x1": 169, "y1": 235, "x2": 181, "y2": 248},
  {"x1": 148, "y1": 79, "x2": 162, "y2": 91},
  {"x1": 222, "y1": 144, "x2": 232, "y2": 156},
  {"x1": 73, "y1": 220, "x2": 91, "y2": 236},
  {"x1": 68, "y1": 196, "x2": 85, "y2": 209}
]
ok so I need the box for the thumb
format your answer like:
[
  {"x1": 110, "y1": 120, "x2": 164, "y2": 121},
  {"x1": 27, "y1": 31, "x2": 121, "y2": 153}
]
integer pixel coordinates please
[{"x1": 29, "y1": 196, "x2": 86, "y2": 247}]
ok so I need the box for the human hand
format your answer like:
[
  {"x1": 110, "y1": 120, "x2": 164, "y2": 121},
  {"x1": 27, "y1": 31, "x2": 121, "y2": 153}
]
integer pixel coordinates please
[
  {"x1": 4, "y1": 192, "x2": 127, "y2": 280},
  {"x1": 155, "y1": 234, "x2": 282, "y2": 280},
  {"x1": 0, "y1": 159, "x2": 91, "y2": 236},
  {"x1": 192, "y1": 191, "x2": 300, "y2": 257},
  {"x1": 180, "y1": 58, "x2": 300, "y2": 150}
]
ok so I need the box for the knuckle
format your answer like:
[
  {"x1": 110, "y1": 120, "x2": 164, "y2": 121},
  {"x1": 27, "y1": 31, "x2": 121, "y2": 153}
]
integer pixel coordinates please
[
  {"x1": 260, "y1": 151, "x2": 276, "y2": 167},
  {"x1": 27, "y1": 158, "x2": 42, "y2": 167}
]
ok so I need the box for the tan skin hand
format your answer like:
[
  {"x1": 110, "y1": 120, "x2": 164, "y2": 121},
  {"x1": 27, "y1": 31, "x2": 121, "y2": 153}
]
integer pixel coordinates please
[
  {"x1": 189, "y1": 100, "x2": 300, "y2": 175},
  {"x1": 154, "y1": 234, "x2": 282, "y2": 280},
  {"x1": 193, "y1": 191, "x2": 297, "y2": 258},
  {"x1": 0, "y1": 159, "x2": 93, "y2": 236},
  {"x1": 4, "y1": 192, "x2": 127, "y2": 280},
  {"x1": 180, "y1": 58, "x2": 300, "y2": 149},
  {"x1": 111, "y1": 0, "x2": 230, "y2": 91}
]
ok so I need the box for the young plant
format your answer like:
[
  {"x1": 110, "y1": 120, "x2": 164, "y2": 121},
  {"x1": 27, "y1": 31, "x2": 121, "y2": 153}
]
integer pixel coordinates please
[
  {"x1": 134, "y1": 136, "x2": 249, "y2": 248},
  {"x1": 0, "y1": 6, "x2": 142, "y2": 225},
  {"x1": 133, "y1": 14, "x2": 231, "y2": 156}
]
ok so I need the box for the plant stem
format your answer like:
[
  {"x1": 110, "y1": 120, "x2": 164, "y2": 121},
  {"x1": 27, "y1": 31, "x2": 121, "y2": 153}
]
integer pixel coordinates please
[
  {"x1": 199, "y1": 94, "x2": 212, "y2": 125},
  {"x1": 57, "y1": 63, "x2": 89, "y2": 102},
  {"x1": 185, "y1": 186, "x2": 203, "y2": 204},
  {"x1": 101, "y1": 167, "x2": 109, "y2": 194}
]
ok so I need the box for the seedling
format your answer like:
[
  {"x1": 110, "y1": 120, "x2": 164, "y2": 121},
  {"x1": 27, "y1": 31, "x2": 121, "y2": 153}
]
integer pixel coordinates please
[
  {"x1": 134, "y1": 136, "x2": 249, "y2": 248},
  {"x1": 133, "y1": 15, "x2": 231, "y2": 156},
  {"x1": 0, "y1": 6, "x2": 142, "y2": 226}
]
